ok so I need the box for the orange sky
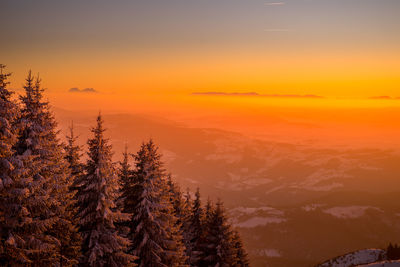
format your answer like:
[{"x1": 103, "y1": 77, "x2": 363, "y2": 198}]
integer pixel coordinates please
[
  {"x1": 2, "y1": 0, "x2": 400, "y2": 147},
  {"x1": 6, "y1": 47, "x2": 400, "y2": 100},
  {"x1": 3, "y1": 0, "x2": 400, "y2": 101}
]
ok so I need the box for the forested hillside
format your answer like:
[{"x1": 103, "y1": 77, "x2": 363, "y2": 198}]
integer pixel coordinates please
[{"x1": 0, "y1": 66, "x2": 249, "y2": 266}]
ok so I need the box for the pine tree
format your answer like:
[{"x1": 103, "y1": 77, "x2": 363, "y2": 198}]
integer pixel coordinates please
[
  {"x1": 183, "y1": 188, "x2": 192, "y2": 219},
  {"x1": 63, "y1": 123, "x2": 85, "y2": 266},
  {"x1": 65, "y1": 121, "x2": 84, "y2": 191},
  {"x1": 166, "y1": 175, "x2": 192, "y2": 264},
  {"x1": 197, "y1": 197, "x2": 215, "y2": 267},
  {"x1": 9, "y1": 71, "x2": 80, "y2": 266},
  {"x1": 126, "y1": 140, "x2": 187, "y2": 267},
  {"x1": 204, "y1": 197, "x2": 214, "y2": 226},
  {"x1": 118, "y1": 144, "x2": 134, "y2": 213},
  {"x1": 75, "y1": 114, "x2": 135, "y2": 266},
  {"x1": 160, "y1": 174, "x2": 188, "y2": 267},
  {"x1": 61, "y1": 121, "x2": 83, "y2": 266},
  {"x1": 181, "y1": 188, "x2": 193, "y2": 263},
  {"x1": 0, "y1": 65, "x2": 31, "y2": 266},
  {"x1": 231, "y1": 230, "x2": 250, "y2": 267},
  {"x1": 187, "y1": 188, "x2": 206, "y2": 265},
  {"x1": 119, "y1": 143, "x2": 131, "y2": 191},
  {"x1": 166, "y1": 175, "x2": 190, "y2": 230},
  {"x1": 117, "y1": 144, "x2": 133, "y2": 237},
  {"x1": 203, "y1": 200, "x2": 236, "y2": 267}
]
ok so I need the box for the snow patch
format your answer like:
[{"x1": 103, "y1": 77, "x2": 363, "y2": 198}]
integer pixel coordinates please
[
  {"x1": 302, "y1": 203, "x2": 326, "y2": 212},
  {"x1": 295, "y1": 168, "x2": 349, "y2": 191},
  {"x1": 228, "y1": 173, "x2": 241, "y2": 182},
  {"x1": 243, "y1": 178, "x2": 272, "y2": 186},
  {"x1": 230, "y1": 206, "x2": 284, "y2": 216},
  {"x1": 323, "y1": 206, "x2": 382, "y2": 219},
  {"x1": 184, "y1": 178, "x2": 199, "y2": 184},
  {"x1": 253, "y1": 249, "x2": 282, "y2": 258},
  {"x1": 361, "y1": 260, "x2": 400, "y2": 266},
  {"x1": 230, "y1": 206, "x2": 286, "y2": 228},
  {"x1": 235, "y1": 216, "x2": 286, "y2": 228},
  {"x1": 317, "y1": 249, "x2": 386, "y2": 267}
]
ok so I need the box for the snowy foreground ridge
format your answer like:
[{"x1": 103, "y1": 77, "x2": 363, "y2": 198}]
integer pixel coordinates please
[
  {"x1": 361, "y1": 261, "x2": 400, "y2": 266},
  {"x1": 316, "y1": 249, "x2": 387, "y2": 267}
]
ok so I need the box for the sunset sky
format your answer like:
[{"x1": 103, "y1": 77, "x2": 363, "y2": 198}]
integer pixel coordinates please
[
  {"x1": 2, "y1": 0, "x2": 400, "y2": 144},
  {"x1": 2, "y1": 0, "x2": 399, "y2": 97}
]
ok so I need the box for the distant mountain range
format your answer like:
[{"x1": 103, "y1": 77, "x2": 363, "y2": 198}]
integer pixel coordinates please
[{"x1": 54, "y1": 108, "x2": 400, "y2": 267}]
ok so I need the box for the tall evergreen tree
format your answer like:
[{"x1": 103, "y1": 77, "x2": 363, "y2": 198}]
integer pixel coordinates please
[
  {"x1": 0, "y1": 65, "x2": 31, "y2": 266},
  {"x1": 197, "y1": 197, "x2": 215, "y2": 267},
  {"x1": 204, "y1": 197, "x2": 214, "y2": 226},
  {"x1": 75, "y1": 114, "x2": 135, "y2": 266},
  {"x1": 184, "y1": 188, "x2": 192, "y2": 217},
  {"x1": 181, "y1": 188, "x2": 193, "y2": 263},
  {"x1": 65, "y1": 121, "x2": 84, "y2": 189},
  {"x1": 9, "y1": 71, "x2": 80, "y2": 266},
  {"x1": 126, "y1": 140, "x2": 187, "y2": 267},
  {"x1": 166, "y1": 175, "x2": 192, "y2": 264},
  {"x1": 117, "y1": 144, "x2": 133, "y2": 237},
  {"x1": 203, "y1": 200, "x2": 236, "y2": 267},
  {"x1": 231, "y1": 230, "x2": 250, "y2": 267},
  {"x1": 166, "y1": 175, "x2": 190, "y2": 230},
  {"x1": 61, "y1": 121, "x2": 83, "y2": 266},
  {"x1": 119, "y1": 143, "x2": 131, "y2": 191},
  {"x1": 187, "y1": 188, "x2": 205, "y2": 265}
]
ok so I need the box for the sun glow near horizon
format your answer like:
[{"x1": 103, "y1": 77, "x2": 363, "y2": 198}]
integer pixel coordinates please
[
  {"x1": 2, "y1": 0, "x2": 400, "y2": 106},
  {"x1": 2, "y1": 0, "x2": 400, "y2": 147}
]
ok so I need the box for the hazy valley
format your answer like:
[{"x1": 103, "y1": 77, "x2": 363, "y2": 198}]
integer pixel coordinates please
[{"x1": 55, "y1": 108, "x2": 400, "y2": 267}]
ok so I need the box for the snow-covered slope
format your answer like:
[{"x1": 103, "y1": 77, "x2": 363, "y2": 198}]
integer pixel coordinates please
[
  {"x1": 317, "y1": 249, "x2": 386, "y2": 267},
  {"x1": 359, "y1": 260, "x2": 400, "y2": 266}
]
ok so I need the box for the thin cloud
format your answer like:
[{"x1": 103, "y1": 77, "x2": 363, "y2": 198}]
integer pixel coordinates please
[
  {"x1": 265, "y1": 2, "x2": 286, "y2": 6},
  {"x1": 369, "y1": 96, "x2": 400, "y2": 100},
  {"x1": 192, "y1": 92, "x2": 324, "y2": 99},
  {"x1": 68, "y1": 87, "x2": 98, "y2": 93}
]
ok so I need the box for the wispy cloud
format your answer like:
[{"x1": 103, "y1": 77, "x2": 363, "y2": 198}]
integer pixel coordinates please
[
  {"x1": 265, "y1": 2, "x2": 286, "y2": 6},
  {"x1": 192, "y1": 92, "x2": 324, "y2": 99},
  {"x1": 68, "y1": 87, "x2": 98, "y2": 93},
  {"x1": 369, "y1": 96, "x2": 400, "y2": 100}
]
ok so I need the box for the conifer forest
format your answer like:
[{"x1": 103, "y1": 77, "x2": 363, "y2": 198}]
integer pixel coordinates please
[{"x1": 0, "y1": 66, "x2": 249, "y2": 266}]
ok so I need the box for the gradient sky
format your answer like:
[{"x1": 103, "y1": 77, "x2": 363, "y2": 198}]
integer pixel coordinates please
[{"x1": 1, "y1": 0, "x2": 400, "y2": 103}]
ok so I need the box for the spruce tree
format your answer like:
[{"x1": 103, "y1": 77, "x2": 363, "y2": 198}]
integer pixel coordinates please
[
  {"x1": 0, "y1": 65, "x2": 16, "y2": 228},
  {"x1": 181, "y1": 188, "x2": 193, "y2": 263},
  {"x1": 119, "y1": 143, "x2": 131, "y2": 191},
  {"x1": 65, "y1": 121, "x2": 84, "y2": 191},
  {"x1": 183, "y1": 188, "x2": 192, "y2": 220},
  {"x1": 231, "y1": 230, "x2": 250, "y2": 267},
  {"x1": 187, "y1": 188, "x2": 205, "y2": 265},
  {"x1": 63, "y1": 122, "x2": 85, "y2": 266},
  {"x1": 203, "y1": 200, "x2": 236, "y2": 267},
  {"x1": 117, "y1": 144, "x2": 133, "y2": 237},
  {"x1": 61, "y1": 121, "x2": 83, "y2": 266},
  {"x1": 204, "y1": 197, "x2": 214, "y2": 226},
  {"x1": 126, "y1": 140, "x2": 187, "y2": 267},
  {"x1": 166, "y1": 175, "x2": 190, "y2": 230},
  {"x1": 197, "y1": 197, "x2": 215, "y2": 267},
  {"x1": 75, "y1": 114, "x2": 135, "y2": 266},
  {"x1": 0, "y1": 65, "x2": 31, "y2": 266},
  {"x1": 166, "y1": 175, "x2": 192, "y2": 264},
  {"x1": 11, "y1": 71, "x2": 80, "y2": 266}
]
